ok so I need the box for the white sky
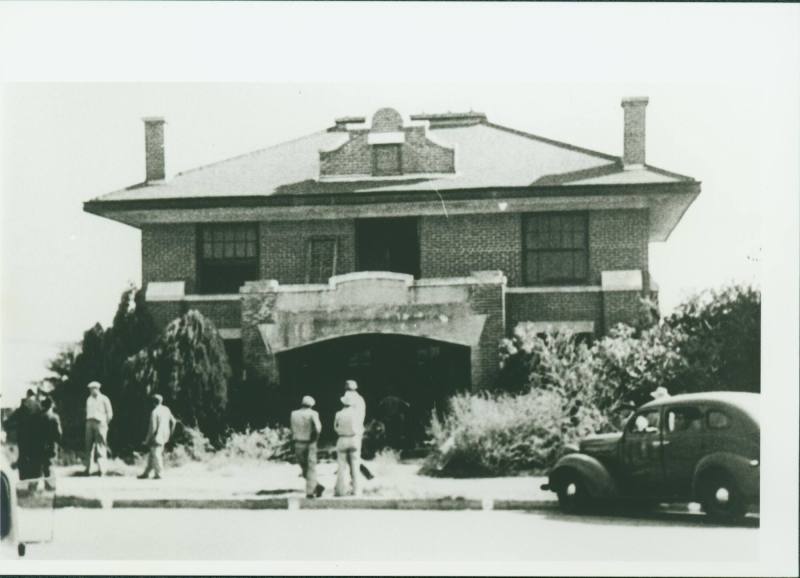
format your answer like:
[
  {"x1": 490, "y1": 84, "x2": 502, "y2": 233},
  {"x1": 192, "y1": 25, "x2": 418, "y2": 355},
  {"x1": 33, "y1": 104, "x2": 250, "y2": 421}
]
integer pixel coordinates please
[{"x1": 0, "y1": 3, "x2": 797, "y2": 575}]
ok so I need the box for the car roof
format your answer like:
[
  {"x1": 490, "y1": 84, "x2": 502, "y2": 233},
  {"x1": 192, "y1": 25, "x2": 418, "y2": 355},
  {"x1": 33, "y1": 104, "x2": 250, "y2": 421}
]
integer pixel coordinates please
[{"x1": 641, "y1": 391, "x2": 759, "y2": 422}]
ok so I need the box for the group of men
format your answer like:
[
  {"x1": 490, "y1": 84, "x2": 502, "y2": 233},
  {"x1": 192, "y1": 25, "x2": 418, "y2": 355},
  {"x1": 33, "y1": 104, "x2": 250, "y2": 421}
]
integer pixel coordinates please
[
  {"x1": 289, "y1": 379, "x2": 366, "y2": 498},
  {"x1": 12, "y1": 380, "x2": 176, "y2": 482},
  {"x1": 11, "y1": 389, "x2": 62, "y2": 483}
]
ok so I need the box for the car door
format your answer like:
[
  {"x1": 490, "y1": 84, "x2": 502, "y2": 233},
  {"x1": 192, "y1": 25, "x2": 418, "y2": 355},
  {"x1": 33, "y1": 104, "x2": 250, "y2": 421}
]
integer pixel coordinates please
[
  {"x1": 661, "y1": 404, "x2": 704, "y2": 498},
  {"x1": 621, "y1": 407, "x2": 664, "y2": 495}
]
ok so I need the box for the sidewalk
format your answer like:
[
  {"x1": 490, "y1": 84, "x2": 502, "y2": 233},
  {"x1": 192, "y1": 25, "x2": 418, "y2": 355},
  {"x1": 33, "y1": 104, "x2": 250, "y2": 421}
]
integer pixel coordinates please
[{"x1": 48, "y1": 459, "x2": 556, "y2": 510}]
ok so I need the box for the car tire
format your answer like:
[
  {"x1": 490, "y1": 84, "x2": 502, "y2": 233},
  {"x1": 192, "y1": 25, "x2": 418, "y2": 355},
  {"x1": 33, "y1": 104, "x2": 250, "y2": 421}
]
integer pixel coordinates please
[
  {"x1": 699, "y1": 470, "x2": 746, "y2": 521},
  {"x1": 556, "y1": 470, "x2": 591, "y2": 513}
]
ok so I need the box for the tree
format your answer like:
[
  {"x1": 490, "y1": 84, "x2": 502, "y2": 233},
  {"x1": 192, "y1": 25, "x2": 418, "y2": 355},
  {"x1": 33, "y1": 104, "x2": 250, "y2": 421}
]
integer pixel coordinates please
[
  {"x1": 664, "y1": 284, "x2": 760, "y2": 393},
  {"x1": 123, "y1": 309, "x2": 231, "y2": 444},
  {"x1": 47, "y1": 285, "x2": 158, "y2": 453}
]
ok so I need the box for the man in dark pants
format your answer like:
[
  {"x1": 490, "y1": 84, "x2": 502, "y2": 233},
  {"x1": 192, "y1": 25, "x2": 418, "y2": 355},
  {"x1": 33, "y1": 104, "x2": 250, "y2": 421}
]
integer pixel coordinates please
[
  {"x1": 15, "y1": 389, "x2": 42, "y2": 480},
  {"x1": 36, "y1": 397, "x2": 62, "y2": 487},
  {"x1": 290, "y1": 396, "x2": 324, "y2": 498}
]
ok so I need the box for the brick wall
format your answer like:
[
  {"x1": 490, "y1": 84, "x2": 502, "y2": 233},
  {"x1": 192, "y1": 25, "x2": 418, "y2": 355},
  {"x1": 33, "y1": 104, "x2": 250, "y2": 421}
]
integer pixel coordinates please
[
  {"x1": 505, "y1": 291, "x2": 603, "y2": 331},
  {"x1": 320, "y1": 126, "x2": 455, "y2": 177},
  {"x1": 320, "y1": 130, "x2": 372, "y2": 176},
  {"x1": 420, "y1": 213, "x2": 522, "y2": 284},
  {"x1": 147, "y1": 299, "x2": 241, "y2": 333},
  {"x1": 142, "y1": 224, "x2": 197, "y2": 293},
  {"x1": 589, "y1": 209, "x2": 649, "y2": 285},
  {"x1": 260, "y1": 220, "x2": 356, "y2": 283}
]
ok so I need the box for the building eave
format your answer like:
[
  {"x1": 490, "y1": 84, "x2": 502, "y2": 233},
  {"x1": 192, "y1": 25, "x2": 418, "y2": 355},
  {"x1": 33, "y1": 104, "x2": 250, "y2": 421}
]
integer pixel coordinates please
[{"x1": 84, "y1": 180, "x2": 700, "y2": 242}]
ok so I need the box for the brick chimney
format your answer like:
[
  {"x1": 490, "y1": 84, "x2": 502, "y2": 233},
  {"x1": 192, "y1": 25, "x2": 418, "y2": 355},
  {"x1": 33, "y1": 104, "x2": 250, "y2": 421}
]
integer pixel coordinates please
[
  {"x1": 621, "y1": 97, "x2": 648, "y2": 167},
  {"x1": 143, "y1": 117, "x2": 166, "y2": 182}
]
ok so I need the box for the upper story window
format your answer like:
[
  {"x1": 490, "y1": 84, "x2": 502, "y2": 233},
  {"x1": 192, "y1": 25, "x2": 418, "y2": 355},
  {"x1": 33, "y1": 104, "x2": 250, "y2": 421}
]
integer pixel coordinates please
[
  {"x1": 197, "y1": 223, "x2": 258, "y2": 294},
  {"x1": 306, "y1": 237, "x2": 338, "y2": 284},
  {"x1": 523, "y1": 212, "x2": 589, "y2": 285},
  {"x1": 372, "y1": 144, "x2": 402, "y2": 176}
]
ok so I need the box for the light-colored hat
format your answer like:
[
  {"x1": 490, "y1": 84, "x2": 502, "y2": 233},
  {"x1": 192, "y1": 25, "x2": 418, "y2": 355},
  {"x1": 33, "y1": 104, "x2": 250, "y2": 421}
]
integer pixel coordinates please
[
  {"x1": 301, "y1": 395, "x2": 316, "y2": 408},
  {"x1": 340, "y1": 391, "x2": 357, "y2": 406},
  {"x1": 650, "y1": 386, "x2": 670, "y2": 399},
  {"x1": 153, "y1": 393, "x2": 163, "y2": 403},
  {"x1": 87, "y1": 381, "x2": 102, "y2": 390},
  {"x1": 345, "y1": 379, "x2": 358, "y2": 391}
]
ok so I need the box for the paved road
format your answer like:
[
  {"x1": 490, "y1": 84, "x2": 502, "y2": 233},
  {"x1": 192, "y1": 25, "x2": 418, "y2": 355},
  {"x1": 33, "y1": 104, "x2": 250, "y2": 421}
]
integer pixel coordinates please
[{"x1": 20, "y1": 508, "x2": 758, "y2": 562}]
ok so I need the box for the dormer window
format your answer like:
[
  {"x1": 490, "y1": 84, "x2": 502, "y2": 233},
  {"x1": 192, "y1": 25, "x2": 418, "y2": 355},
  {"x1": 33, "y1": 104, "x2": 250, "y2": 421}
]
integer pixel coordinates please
[{"x1": 372, "y1": 144, "x2": 402, "y2": 176}]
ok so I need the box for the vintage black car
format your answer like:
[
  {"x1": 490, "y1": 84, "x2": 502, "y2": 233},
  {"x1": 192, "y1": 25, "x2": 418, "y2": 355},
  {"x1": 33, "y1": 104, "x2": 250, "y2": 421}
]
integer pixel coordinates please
[{"x1": 543, "y1": 392, "x2": 759, "y2": 520}]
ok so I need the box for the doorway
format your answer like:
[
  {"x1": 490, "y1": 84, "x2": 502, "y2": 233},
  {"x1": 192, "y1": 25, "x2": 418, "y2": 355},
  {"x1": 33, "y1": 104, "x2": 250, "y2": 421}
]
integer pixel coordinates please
[{"x1": 355, "y1": 217, "x2": 420, "y2": 278}]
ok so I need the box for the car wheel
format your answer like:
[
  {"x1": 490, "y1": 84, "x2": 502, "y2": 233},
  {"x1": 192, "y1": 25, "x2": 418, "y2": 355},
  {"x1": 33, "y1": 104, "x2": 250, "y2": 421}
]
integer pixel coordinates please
[
  {"x1": 556, "y1": 470, "x2": 591, "y2": 513},
  {"x1": 699, "y1": 471, "x2": 746, "y2": 521}
]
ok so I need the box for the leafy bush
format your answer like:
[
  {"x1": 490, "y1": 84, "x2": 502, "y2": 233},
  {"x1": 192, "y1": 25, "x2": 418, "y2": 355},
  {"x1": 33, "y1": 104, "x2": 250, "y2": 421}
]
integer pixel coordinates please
[
  {"x1": 423, "y1": 388, "x2": 609, "y2": 477},
  {"x1": 664, "y1": 284, "x2": 760, "y2": 392},
  {"x1": 215, "y1": 426, "x2": 293, "y2": 462},
  {"x1": 592, "y1": 323, "x2": 688, "y2": 410},
  {"x1": 165, "y1": 423, "x2": 214, "y2": 466}
]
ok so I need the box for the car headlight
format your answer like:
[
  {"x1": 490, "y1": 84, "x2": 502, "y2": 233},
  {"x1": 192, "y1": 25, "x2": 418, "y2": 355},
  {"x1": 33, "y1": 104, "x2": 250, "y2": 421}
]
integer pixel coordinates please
[{"x1": 749, "y1": 459, "x2": 759, "y2": 467}]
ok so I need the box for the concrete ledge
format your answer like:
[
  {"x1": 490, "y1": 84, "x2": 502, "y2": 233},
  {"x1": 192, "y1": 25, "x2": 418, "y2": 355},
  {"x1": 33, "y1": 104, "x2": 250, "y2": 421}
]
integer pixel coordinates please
[
  {"x1": 601, "y1": 270, "x2": 643, "y2": 292},
  {"x1": 493, "y1": 499, "x2": 559, "y2": 511},
  {"x1": 54, "y1": 495, "x2": 103, "y2": 509},
  {"x1": 299, "y1": 497, "x2": 483, "y2": 510},
  {"x1": 112, "y1": 498, "x2": 288, "y2": 509}
]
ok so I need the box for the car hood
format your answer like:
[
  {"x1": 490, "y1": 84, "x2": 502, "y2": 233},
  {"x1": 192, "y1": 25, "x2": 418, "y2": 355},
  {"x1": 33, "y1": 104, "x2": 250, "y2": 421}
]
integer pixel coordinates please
[{"x1": 579, "y1": 432, "x2": 623, "y2": 457}]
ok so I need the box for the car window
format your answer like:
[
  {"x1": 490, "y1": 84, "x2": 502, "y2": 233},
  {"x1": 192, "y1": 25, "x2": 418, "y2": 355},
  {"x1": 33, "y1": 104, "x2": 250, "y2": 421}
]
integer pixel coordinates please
[
  {"x1": 666, "y1": 406, "x2": 703, "y2": 434},
  {"x1": 707, "y1": 410, "x2": 731, "y2": 429},
  {"x1": 628, "y1": 409, "x2": 660, "y2": 433}
]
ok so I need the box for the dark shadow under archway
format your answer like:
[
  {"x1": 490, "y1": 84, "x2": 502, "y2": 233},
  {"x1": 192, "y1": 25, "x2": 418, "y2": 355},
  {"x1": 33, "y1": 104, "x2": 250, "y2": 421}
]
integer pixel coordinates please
[{"x1": 277, "y1": 334, "x2": 470, "y2": 447}]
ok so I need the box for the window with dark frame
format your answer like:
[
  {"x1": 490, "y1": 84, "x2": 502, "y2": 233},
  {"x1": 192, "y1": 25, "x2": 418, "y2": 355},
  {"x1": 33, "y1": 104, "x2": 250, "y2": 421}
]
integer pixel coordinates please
[
  {"x1": 197, "y1": 223, "x2": 258, "y2": 294},
  {"x1": 306, "y1": 237, "x2": 338, "y2": 284},
  {"x1": 523, "y1": 212, "x2": 589, "y2": 285},
  {"x1": 372, "y1": 144, "x2": 402, "y2": 176}
]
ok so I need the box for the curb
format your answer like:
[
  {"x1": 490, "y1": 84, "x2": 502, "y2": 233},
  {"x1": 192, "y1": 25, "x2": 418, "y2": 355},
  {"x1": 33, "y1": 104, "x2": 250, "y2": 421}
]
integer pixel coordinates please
[
  {"x1": 54, "y1": 495, "x2": 557, "y2": 511},
  {"x1": 112, "y1": 497, "x2": 289, "y2": 509},
  {"x1": 54, "y1": 495, "x2": 103, "y2": 509},
  {"x1": 297, "y1": 497, "x2": 484, "y2": 511}
]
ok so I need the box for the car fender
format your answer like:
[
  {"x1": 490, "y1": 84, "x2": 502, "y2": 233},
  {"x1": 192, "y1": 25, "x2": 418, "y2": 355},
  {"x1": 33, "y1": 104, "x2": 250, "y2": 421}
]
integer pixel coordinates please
[
  {"x1": 549, "y1": 453, "x2": 618, "y2": 499},
  {"x1": 692, "y1": 452, "x2": 760, "y2": 501}
]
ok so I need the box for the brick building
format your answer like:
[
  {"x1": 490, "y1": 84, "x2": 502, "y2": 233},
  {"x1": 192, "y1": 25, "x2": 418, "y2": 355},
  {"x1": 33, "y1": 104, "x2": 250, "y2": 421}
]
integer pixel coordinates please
[{"x1": 84, "y1": 99, "x2": 699, "y2": 426}]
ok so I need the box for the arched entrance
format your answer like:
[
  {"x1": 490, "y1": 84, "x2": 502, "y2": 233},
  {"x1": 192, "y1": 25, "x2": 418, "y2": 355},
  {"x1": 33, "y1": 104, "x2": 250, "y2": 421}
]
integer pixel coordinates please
[{"x1": 277, "y1": 333, "x2": 470, "y2": 447}]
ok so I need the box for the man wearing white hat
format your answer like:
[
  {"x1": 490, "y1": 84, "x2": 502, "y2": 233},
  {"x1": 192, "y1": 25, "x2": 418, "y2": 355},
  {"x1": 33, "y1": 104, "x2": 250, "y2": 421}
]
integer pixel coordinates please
[
  {"x1": 334, "y1": 390, "x2": 364, "y2": 496},
  {"x1": 290, "y1": 395, "x2": 324, "y2": 498},
  {"x1": 84, "y1": 381, "x2": 113, "y2": 476},
  {"x1": 344, "y1": 379, "x2": 366, "y2": 428},
  {"x1": 138, "y1": 393, "x2": 176, "y2": 480}
]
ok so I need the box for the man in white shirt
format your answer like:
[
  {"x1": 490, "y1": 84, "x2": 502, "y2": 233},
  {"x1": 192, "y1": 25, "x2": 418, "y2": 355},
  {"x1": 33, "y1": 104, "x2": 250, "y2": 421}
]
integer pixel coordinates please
[
  {"x1": 344, "y1": 380, "x2": 366, "y2": 427},
  {"x1": 138, "y1": 394, "x2": 176, "y2": 480},
  {"x1": 334, "y1": 391, "x2": 364, "y2": 496},
  {"x1": 84, "y1": 381, "x2": 113, "y2": 476}
]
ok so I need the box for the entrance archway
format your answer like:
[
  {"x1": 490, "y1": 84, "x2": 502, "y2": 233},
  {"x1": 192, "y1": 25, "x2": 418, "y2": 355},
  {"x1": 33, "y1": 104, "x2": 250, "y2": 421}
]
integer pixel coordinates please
[{"x1": 277, "y1": 333, "x2": 470, "y2": 447}]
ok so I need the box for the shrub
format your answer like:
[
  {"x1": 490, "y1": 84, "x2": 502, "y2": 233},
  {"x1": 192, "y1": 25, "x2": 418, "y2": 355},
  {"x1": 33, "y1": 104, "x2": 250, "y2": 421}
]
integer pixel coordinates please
[
  {"x1": 664, "y1": 284, "x2": 760, "y2": 392},
  {"x1": 592, "y1": 323, "x2": 688, "y2": 411},
  {"x1": 164, "y1": 423, "x2": 214, "y2": 467},
  {"x1": 423, "y1": 388, "x2": 609, "y2": 477},
  {"x1": 216, "y1": 426, "x2": 293, "y2": 462}
]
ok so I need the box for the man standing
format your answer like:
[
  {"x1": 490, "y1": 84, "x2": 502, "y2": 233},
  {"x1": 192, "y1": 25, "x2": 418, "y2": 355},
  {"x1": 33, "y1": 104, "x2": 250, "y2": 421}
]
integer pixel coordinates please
[
  {"x1": 37, "y1": 397, "x2": 62, "y2": 485},
  {"x1": 334, "y1": 391, "x2": 364, "y2": 497},
  {"x1": 15, "y1": 389, "x2": 42, "y2": 480},
  {"x1": 290, "y1": 396, "x2": 324, "y2": 498},
  {"x1": 84, "y1": 381, "x2": 113, "y2": 476},
  {"x1": 138, "y1": 394, "x2": 176, "y2": 480},
  {"x1": 344, "y1": 380, "x2": 366, "y2": 426}
]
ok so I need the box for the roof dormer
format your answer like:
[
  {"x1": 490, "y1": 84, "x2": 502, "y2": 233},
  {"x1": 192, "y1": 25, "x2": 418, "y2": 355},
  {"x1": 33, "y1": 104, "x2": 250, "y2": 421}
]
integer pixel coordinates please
[{"x1": 319, "y1": 107, "x2": 455, "y2": 180}]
